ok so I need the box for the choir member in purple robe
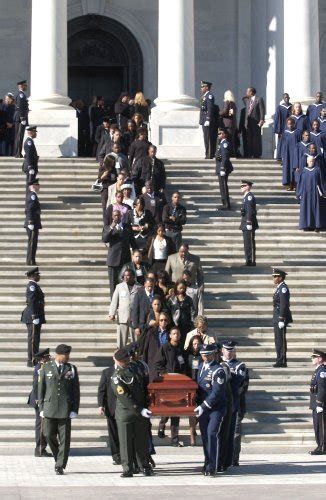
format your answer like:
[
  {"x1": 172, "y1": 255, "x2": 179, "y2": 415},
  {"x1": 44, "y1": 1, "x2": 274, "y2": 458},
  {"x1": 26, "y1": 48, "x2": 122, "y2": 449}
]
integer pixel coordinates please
[
  {"x1": 297, "y1": 156, "x2": 326, "y2": 232},
  {"x1": 281, "y1": 117, "x2": 300, "y2": 190},
  {"x1": 273, "y1": 93, "x2": 292, "y2": 161}
]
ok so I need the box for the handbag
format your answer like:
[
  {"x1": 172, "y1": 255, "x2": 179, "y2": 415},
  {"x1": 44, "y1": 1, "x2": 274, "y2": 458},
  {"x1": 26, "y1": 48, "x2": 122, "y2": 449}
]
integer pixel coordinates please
[{"x1": 91, "y1": 179, "x2": 103, "y2": 193}]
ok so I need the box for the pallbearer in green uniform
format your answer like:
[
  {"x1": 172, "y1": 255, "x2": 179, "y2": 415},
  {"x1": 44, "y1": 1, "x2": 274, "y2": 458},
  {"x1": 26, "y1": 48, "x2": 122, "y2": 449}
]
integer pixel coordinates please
[
  {"x1": 38, "y1": 344, "x2": 80, "y2": 475},
  {"x1": 111, "y1": 348, "x2": 153, "y2": 477}
]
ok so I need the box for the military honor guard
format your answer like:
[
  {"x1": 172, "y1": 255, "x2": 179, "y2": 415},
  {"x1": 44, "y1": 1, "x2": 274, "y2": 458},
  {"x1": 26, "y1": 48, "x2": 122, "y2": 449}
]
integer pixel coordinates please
[
  {"x1": 240, "y1": 180, "x2": 258, "y2": 266},
  {"x1": 194, "y1": 344, "x2": 227, "y2": 477},
  {"x1": 21, "y1": 267, "x2": 45, "y2": 367},
  {"x1": 24, "y1": 178, "x2": 42, "y2": 266},
  {"x1": 309, "y1": 349, "x2": 326, "y2": 455},
  {"x1": 23, "y1": 126, "x2": 39, "y2": 189},
  {"x1": 199, "y1": 81, "x2": 218, "y2": 159},
  {"x1": 38, "y1": 344, "x2": 80, "y2": 475},
  {"x1": 27, "y1": 347, "x2": 52, "y2": 457},
  {"x1": 215, "y1": 128, "x2": 234, "y2": 210},
  {"x1": 111, "y1": 348, "x2": 153, "y2": 477},
  {"x1": 14, "y1": 79, "x2": 29, "y2": 158},
  {"x1": 221, "y1": 340, "x2": 249, "y2": 467},
  {"x1": 272, "y1": 268, "x2": 292, "y2": 368}
]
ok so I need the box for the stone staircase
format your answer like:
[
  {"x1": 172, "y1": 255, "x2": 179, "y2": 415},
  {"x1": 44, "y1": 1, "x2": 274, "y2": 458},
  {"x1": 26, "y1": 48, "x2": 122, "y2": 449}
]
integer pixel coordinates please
[{"x1": 0, "y1": 156, "x2": 324, "y2": 452}]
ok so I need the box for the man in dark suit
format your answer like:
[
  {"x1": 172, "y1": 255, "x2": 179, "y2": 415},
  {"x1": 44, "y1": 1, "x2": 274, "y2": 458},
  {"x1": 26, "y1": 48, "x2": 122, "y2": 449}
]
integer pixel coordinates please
[
  {"x1": 21, "y1": 267, "x2": 46, "y2": 367},
  {"x1": 103, "y1": 209, "x2": 137, "y2": 298},
  {"x1": 131, "y1": 277, "x2": 155, "y2": 336},
  {"x1": 24, "y1": 178, "x2": 42, "y2": 265},
  {"x1": 38, "y1": 344, "x2": 80, "y2": 475},
  {"x1": 27, "y1": 347, "x2": 52, "y2": 457},
  {"x1": 243, "y1": 87, "x2": 265, "y2": 158},
  {"x1": 98, "y1": 363, "x2": 121, "y2": 464},
  {"x1": 14, "y1": 79, "x2": 29, "y2": 157},
  {"x1": 140, "y1": 180, "x2": 167, "y2": 223}
]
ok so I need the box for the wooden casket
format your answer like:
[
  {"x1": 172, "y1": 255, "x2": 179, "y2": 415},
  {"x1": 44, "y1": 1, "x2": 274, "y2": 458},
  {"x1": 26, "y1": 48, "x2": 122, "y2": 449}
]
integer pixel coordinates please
[{"x1": 148, "y1": 373, "x2": 198, "y2": 416}]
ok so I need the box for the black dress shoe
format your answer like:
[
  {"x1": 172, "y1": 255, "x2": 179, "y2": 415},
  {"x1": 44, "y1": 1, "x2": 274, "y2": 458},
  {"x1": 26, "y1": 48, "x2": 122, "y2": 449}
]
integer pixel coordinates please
[
  {"x1": 120, "y1": 471, "x2": 133, "y2": 477},
  {"x1": 149, "y1": 456, "x2": 156, "y2": 468},
  {"x1": 40, "y1": 450, "x2": 52, "y2": 457},
  {"x1": 55, "y1": 466, "x2": 64, "y2": 475},
  {"x1": 133, "y1": 465, "x2": 141, "y2": 474},
  {"x1": 232, "y1": 461, "x2": 239, "y2": 466},
  {"x1": 217, "y1": 205, "x2": 228, "y2": 211},
  {"x1": 112, "y1": 459, "x2": 121, "y2": 465},
  {"x1": 273, "y1": 362, "x2": 283, "y2": 368},
  {"x1": 309, "y1": 449, "x2": 323, "y2": 455},
  {"x1": 143, "y1": 468, "x2": 153, "y2": 476},
  {"x1": 158, "y1": 429, "x2": 165, "y2": 439}
]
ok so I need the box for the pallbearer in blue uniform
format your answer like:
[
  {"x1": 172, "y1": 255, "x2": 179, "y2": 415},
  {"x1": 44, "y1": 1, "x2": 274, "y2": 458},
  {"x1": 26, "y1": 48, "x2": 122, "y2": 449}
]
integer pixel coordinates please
[
  {"x1": 306, "y1": 92, "x2": 326, "y2": 128},
  {"x1": 221, "y1": 341, "x2": 249, "y2": 467},
  {"x1": 309, "y1": 349, "x2": 326, "y2": 455},
  {"x1": 215, "y1": 128, "x2": 234, "y2": 211},
  {"x1": 281, "y1": 117, "x2": 300, "y2": 190},
  {"x1": 23, "y1": 126, "x2": 39, "y2": 190},
  {"x1": 272, "y1": 268, "x2": 292, "y2": 368},
  {"x1": 194, "y1": 344, "x2": 227, "y2": 477},
  {"x1": 273, "y1": 93, "x2": 292, "y2": 161},
  {"x1": 239, "y1": 180, "x2": 258, "y2": 266},
  {"x1": 14, "y1": 79, "x2": 29, "y2": 158},
  {"x1": 297, "y1": 155, "x2": 326, "y2": 232},
  {"x1": 199, "y1": 81, "x2": 218, "y2": 159}
]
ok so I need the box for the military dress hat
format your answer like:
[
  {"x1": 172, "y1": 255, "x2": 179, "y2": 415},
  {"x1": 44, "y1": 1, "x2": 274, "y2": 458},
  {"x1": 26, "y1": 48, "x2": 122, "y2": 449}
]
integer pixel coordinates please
[
  {"x1": 312, "y1": 348, "x2": 326, "y2": 359},
  {"x1": 201, "y1": 81, "x2": 212, "y2": 87},
  {"x1": 125, "y1": 342, "x2": 139, "y2": 356},
  {"x1": 114, "y1": 348, "x2": 130, "y2": 362},
  {"x1": 222, "y1": 340, "x2": 238, "y2": 351},
  {"x1": 34, "y1": 348, "x2": 50, "y2": 360},
  {"x1": 55, "y1": 344, "x2": 72, "y2": 355},
  {"x1": 25, "y1": 266, "x2": 40, "y2": 276},
  {"x1": 272, "y1": 268, "x2": 287, "y2": 278},
  {"x1": 200, "y1": 344, "x2": 216, "y2": 355},
  {"x1": 241, "y1": 179, "x2": 254, "y2": 187},
  {"x1": 6, "y1": 92, "x2": 14, "y2": 99},
  {"x1": 17, "y1": 80, "x2": 27, "y2": 85},
  {"x1": 27, "y1": 178, "x2": 39, "y2": 186},
  {"x1": 26, "y1": 125, "x2": 37, "y2": 131}
]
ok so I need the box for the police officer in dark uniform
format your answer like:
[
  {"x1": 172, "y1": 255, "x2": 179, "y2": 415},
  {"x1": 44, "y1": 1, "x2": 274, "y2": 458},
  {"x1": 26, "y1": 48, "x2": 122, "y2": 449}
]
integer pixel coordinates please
[
  {"x1": 111, "y1": 348, "x2": 153, "y2": 477},
  {"x1": 272, "y1": 268, "x2": 293, "y2": 368},
  {"x1": 309, "y1": 348, "x2": 326, "y2": 455},
  {"x1": 199, "y1": 81, "x2": 218, "y2": 159},
  {"x1": 23, "y1": 126, "x2": 39, "y2": 189},
  {"x1": 97, "y1": 362, "x2": 121, "y2": 465},
  {"x1": 14, "y1": 79, "x2": 29, "y2": 158},
  {"x1": 194, "y1": 344, "x2": 227, "y2": 476},
  {"x1": 24, "y1": 178, "x2": 42, "y2": 266},
  {"x1": 215, "y1": 128, "x2": 234, "y2": 210},
  {"x1": 21, "y1": 267, "x2": 46, "y2": 367},
  {"x1": 27, "y1": 347, "x2": 52, "y2": 457},
  {"x1": 221, "y1": 341, "x2": 249, "y2": 467},
  {"x1": 240, "y1": 180, "x2": 258, "y2": 266},
  {"x1": 38, "y1": 344, "x2": 80, "y2": 475}
]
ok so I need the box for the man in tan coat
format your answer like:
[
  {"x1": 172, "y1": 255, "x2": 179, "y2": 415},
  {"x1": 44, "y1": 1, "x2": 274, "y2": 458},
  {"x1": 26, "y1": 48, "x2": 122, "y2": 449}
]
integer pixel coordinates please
[
  {"x1": 165, "y1": 243, "x2": 204, "y2": 290},
  {"x1": 108, "y1": 269, "x2": 141, "y2": 348}
]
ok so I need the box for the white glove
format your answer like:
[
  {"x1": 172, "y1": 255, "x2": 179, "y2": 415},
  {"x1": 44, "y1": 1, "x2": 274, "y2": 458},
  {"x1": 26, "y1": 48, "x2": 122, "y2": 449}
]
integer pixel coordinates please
[
  {"x1": 69, "y1": 411, "x2": 78, "y2": 419},
  {"x1": 40, "y1": 411, "x2": 44, "y2": 418},
  {"x1": 141, "y1": 408, "x2": 152, "y2": 419},
  {"x1": 32, "y1": 318, "x2": 40, "y2": 325},
  {"x1": 316, "y1": 406, "x2": 323, "y2": 414},
  {"x1": 204, "y1": 120, "x2": 210, "y2": 127},
  {"x1": 278, "y1": 321, "x2": 285, "y2": 329},
  {"x1": 27, "y1": 224, "x2": 34, "y2": 230},
  {"x1": 246, "y1": 224, "x2": 252, "y2": 231},
  {"x1": 21, "y1": 120, "x2": 26, "y2": 126},
  {"x1": 220, "y1": 171, "x2": 226, "y2": 177},
  {"x1": 194, "y1": 406, "x2": 204, "y2": 417}
]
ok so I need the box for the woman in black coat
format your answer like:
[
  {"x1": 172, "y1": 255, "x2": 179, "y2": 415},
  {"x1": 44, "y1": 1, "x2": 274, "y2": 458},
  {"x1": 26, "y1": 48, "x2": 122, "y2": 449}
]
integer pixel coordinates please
[
  {"x1": 114, "y1": 92, "x2": 133, "y2": 132},
  {"x1": 154, "y1": 327, "x2": 186, "y2": 446},
  {"x1": 128, "y1": 197, "x2": 155, "y2": 257},
  {"x1": 142, "y1": 311, "x2": 171, "y2": 382},
  {"x1": 185, "y1": 335, "x2": 203, "y2": 446},
  {"x1": 97, "y1": 155, "x2": 118, "y2": 215},
  {"x1": 129, "y1": 129, "x2": 151, "y2": 193}
]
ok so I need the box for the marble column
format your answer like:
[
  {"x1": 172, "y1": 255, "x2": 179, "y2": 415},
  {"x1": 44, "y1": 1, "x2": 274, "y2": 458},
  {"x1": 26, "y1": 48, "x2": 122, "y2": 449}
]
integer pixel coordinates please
[
  {"x1": 284, "y1": 0, "x2": 320, "y2": 104},
  {"x1": 29, "y1": 0, "x2": 77, "y2": 156},
  {"x1": 150, "y1": 0, "x2": 203, "y2": 157}
]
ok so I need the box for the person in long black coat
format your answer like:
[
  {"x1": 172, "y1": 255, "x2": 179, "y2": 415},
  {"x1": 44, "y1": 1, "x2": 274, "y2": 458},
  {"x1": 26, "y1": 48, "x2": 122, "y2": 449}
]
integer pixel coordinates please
[
  {"x1": 114, "y1": 93, "x2": 133, "y2": 132},
  {"x1": 142, "y1": 312, "x2": 171, "y2": 382},
  {"x1": 97, "y1": 364, "x2": 121, "y2": 464},
  {"x1": 185, "y1": 335, "x2": 203, "y2": 446},
  {"x1": 242, "y1": 87, "x2": 265, "y2": 158},
  {"x1": 154, "y1": 327, "x2": 186, "y2": 446}
]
